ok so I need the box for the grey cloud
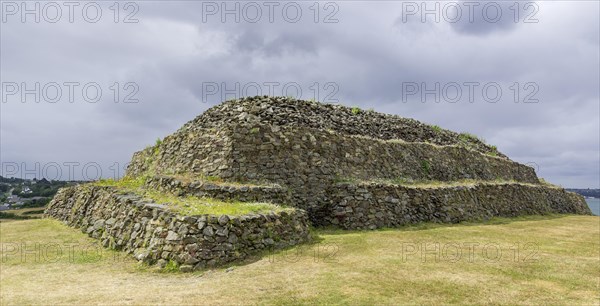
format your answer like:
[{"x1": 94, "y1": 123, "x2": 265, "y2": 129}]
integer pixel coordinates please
[
  {"x1": 1, "y1": 1, "x2": 598, "y2": 188},
  {"x1": 394, "y1": 0, "x2": 533, "y2": 36},
  {"x1": 449, "y1": 0, "x2": 532, "y2": 36}
]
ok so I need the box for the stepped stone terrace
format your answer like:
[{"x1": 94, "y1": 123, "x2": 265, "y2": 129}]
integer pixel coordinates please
[{"x1": 46, "y1": 96, "x2": 591, "y2": 269}]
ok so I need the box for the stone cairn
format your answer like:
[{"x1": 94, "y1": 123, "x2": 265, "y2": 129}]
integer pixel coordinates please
[{"x1": 46, "y1": 96, "x2": 591, "y2": 270}]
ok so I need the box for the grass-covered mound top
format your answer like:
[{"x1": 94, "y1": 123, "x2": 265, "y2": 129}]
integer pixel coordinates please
[{"x1": 94, "y1": 177, "x2": 292, "y2": 216}]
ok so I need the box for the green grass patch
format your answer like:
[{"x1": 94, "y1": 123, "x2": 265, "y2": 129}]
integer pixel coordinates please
[
  {"x1": 459, "y1": 132, "x2": 479, "y2": 142},
  {"x1": 162, "y1": 260, "x2": 180, "y2": 273},
  {"x1": 94, "y1": 176, "x2": 147, "y2": 189},
  {"x1": 459, "y1": 132, "x2": 488, "y2": 146},
  {"x1": 142, "y1": 189, "x2": 290, "y2": 216},
  {"x1": 486, "y1": 145, "x2": 499, "y2": 157},
  {"x1": 431, "y1": 125, "x2": 443, "y2": 133},
  {"x1": 93, "y1": 176, "x2": 289, "y2": 216}
]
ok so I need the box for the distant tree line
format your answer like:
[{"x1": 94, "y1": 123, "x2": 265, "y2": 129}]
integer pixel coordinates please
[
  {"x1": 0, "y1": 176, "x2": 79, "y2": 207},
  {"x1": 567, "y1": 189, "x2": 600, "y2": 198}
]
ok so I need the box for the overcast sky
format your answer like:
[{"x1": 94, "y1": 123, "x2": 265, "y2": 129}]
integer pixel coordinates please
[{"x1": 1, "y1": 1, "x2": 598, "y2": 188}]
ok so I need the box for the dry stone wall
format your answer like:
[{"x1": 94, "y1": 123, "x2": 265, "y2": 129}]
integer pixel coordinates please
[
  {"x1": 225, "y1": 123, "x2": 538, "y2": 217},
  {"x1": 47, "y1": 96, "x2": 593, "y2": 270},
  {"x1": 144, "y1": 176, "x2": 290, "y2": 204},
  {"x1": 126, "y1": 96, "x2": 516, "y2": 181},
  {"x1": 324, "y1": 183, "x2": 592, "y2": 229},
  {"x1": 45, "y1": 185, "x2": 310, "y2": 270},
  {"x1": 127, "y1": 127, "x2": 234, "y2": 178},
  {"x1": 181, "y1": 96, "x2": 503, "y2": 157},
  {"x1": 228, "y1": 123, "x2": 537, "y2": 184},
  {"x1": 127, "y1": 121, "x2": 538, "y2": 218}
]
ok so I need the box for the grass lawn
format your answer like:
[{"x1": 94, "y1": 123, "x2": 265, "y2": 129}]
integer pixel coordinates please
[
  {"x1": 1, "y1": 215, "x2": 598, "y2": 305},
  {"x1": 0, "y1": 207, "x2": 46, "y2": 223}
]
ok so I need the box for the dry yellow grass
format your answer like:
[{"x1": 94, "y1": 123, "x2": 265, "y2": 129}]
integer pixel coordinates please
[{"x1": 1, "y1": 215, "x2": 598, "y2": 305}]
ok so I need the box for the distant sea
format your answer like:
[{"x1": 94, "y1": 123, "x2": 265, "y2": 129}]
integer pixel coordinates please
[{"x1": 585, "y1": 198, "x2": 600, "y2": 216}]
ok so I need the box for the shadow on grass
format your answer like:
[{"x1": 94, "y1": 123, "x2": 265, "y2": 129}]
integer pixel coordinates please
[{"x1": 316, "y1": 214, "x2": 576, "y2": 236}]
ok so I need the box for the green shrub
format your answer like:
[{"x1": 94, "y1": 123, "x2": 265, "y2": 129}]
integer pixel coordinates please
[
  {"x1": 351, "y1": 107, "x2": 361, "y2": 115},
  {"x1": 21, "y1": 209, "x2": 46, "y2": 215},
  {"x1": 421, "y1": 160, "x2": 431, "y2": 175},
  {"x1": 0, "y1": 212, "x2": 31, "y2": 220},
  {"x1": 163, "y1": 260, "x2": 179, "y2": 273},
  {"x1": 462, "y1": 132, "x2": 489, "y2": 144},
  {"x1": 459, "y1": 132, "x2": 478, "y2": 142},
  {"x1": 21, "y1": 198, "x2": 50, "y2": 208},
  {"x1": 486, "y1": 145, "x2": 498, "y2": 156}
]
